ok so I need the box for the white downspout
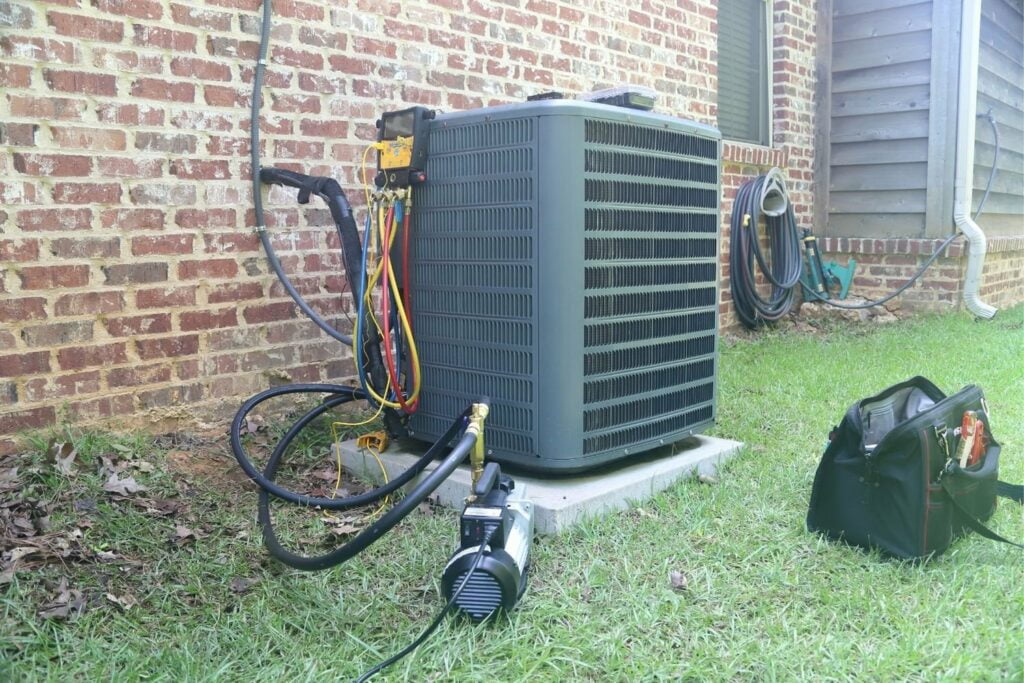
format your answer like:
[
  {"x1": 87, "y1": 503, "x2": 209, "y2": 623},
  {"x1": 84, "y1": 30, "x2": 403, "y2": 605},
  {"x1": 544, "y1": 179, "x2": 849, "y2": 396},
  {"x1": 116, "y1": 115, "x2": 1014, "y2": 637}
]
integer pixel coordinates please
[{"x1": 953, "y1": 0, "x2": 998, "y2": 318}]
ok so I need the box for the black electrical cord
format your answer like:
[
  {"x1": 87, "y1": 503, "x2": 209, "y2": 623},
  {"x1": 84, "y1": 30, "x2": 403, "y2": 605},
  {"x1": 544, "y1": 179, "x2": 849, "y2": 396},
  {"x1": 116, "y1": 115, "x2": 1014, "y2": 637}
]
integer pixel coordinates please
[
  {"x1": 799, "y1": 111, "x2": 1000, "y2": 311},
  {"x1": 353, "y1": 524, "x2": 499, "y2": 683},
  {"x1": 974, "y1": 110, "x2": 999, "y2": 220},
  {"x1": 728, "y1": 174, "x2": 803, "y2": 328}
]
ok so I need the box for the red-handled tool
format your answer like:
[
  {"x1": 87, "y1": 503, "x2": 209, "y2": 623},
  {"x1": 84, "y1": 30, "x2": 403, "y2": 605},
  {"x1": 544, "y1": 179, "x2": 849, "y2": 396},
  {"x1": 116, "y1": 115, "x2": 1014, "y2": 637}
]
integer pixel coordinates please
[{"x1": 956, "y1": 411, "x2": 987, "y2": 468}]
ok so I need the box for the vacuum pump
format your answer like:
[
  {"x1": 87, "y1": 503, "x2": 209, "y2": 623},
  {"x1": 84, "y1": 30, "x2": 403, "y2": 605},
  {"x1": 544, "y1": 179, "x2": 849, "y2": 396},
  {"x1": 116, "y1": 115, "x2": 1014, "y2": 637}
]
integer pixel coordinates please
[{"x1": 443, "y1": 462, "x2": 533, "y2": 621}]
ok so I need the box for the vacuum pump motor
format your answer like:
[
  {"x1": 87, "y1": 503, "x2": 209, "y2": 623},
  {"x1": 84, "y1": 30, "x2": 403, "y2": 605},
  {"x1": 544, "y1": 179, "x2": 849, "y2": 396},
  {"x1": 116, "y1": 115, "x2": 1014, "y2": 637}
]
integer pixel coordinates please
[{"x1": 442, "y1": 463, "x2": 533, "y2": 621}]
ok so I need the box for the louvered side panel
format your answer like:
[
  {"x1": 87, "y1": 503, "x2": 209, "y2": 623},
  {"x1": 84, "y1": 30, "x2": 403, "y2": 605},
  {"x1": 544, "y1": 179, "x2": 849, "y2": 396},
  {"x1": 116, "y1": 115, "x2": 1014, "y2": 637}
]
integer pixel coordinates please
[
  {"x1": 581, "y1": 118, "x2": 719, "y2": 456},
  {"x1": 409, "y1": 117, "x2": 538, "y2": 456}
]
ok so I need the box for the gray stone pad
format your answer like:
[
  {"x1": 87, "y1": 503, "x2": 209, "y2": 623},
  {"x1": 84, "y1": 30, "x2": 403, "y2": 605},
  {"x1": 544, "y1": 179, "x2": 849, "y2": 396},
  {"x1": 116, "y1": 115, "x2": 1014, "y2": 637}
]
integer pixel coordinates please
[{"x1": 336, "y1": 435, "x2": 743, "y2": 534}]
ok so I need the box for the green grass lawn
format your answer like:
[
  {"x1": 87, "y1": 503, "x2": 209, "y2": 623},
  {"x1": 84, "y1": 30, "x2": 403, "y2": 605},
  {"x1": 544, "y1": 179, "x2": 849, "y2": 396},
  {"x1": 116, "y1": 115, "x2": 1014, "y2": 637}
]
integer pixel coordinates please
[{"x1": 3, "y1": 306, "x2": 1023, "y2": 681}]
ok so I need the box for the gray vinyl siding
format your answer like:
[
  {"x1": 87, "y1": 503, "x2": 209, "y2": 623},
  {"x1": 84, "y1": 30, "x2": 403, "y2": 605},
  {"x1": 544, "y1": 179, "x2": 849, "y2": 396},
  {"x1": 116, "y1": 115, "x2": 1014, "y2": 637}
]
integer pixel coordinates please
[
  {"x1": 974, "y1": 0, "x2": 1024, "y2": 235},
  {"x1": 828, "y1": 0, "x2": 935, "y2": 237}
]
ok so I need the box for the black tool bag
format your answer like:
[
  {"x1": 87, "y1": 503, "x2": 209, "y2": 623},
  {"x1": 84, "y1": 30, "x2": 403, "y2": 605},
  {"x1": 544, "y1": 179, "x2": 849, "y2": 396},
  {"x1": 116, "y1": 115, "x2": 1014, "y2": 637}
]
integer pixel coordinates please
[{"x1": 807, "y1": 376, "x2": 1023, "y2": 559}]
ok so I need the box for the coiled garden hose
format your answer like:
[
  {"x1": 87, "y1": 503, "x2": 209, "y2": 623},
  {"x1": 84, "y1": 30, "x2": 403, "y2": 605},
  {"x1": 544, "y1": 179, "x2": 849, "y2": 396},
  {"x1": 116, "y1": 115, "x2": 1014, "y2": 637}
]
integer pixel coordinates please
[{"x1": 728, "y1": 173, "x2": 803, "y2": 329}]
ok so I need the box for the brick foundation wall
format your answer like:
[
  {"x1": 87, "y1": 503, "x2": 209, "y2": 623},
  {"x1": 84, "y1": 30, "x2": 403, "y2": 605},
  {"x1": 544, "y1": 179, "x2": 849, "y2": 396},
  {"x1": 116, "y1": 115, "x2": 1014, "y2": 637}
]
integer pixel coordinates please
[
  {"x1": 0, "y1": 0, "x2": 818, "y2": 451},
  {"x1": 818, "y1": 236, "x2": 1024, "y2": 313}
]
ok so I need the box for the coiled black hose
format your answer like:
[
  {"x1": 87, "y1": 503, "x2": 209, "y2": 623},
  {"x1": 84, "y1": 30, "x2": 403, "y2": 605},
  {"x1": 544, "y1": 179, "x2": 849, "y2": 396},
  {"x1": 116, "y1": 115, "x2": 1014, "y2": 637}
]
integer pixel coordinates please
[
  {"x1": 230, "y1": 384, "x2": 482, "y2": 571},
  {"x1": 728, "y1": 173, "x2": 803, "y2": 329}
]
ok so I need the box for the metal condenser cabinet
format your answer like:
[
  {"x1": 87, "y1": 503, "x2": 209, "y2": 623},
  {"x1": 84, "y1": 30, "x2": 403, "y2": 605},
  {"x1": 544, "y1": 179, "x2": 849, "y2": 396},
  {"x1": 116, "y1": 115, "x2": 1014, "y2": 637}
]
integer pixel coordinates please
[{"x1": 408, "y1": 100, "x2": 721, "y2": 473}]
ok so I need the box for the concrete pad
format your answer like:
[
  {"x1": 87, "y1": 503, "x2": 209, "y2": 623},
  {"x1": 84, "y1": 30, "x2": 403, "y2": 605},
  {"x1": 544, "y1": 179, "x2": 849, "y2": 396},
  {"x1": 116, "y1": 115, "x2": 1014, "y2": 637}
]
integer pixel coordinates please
[{"x1": 336, "y1": 435, "x2": 743, "y2": 534}]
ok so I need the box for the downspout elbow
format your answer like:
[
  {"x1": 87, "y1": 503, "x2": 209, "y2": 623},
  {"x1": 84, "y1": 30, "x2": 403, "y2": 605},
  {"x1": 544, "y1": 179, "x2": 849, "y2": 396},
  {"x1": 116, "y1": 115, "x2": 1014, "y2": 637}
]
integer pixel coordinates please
[{"x1": 953, "y1": 211, "x2": 997, "y2": 319}]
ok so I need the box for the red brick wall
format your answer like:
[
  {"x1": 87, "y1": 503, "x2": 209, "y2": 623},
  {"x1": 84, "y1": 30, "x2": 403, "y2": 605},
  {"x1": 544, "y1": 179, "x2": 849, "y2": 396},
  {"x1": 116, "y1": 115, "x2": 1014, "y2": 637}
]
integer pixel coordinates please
[
  {"x1": 0, "y1": 0, "x2": 819, "y2": 451},
  {"x1": 817, "y1": 235, "x2": 1024, "y2": 312}
]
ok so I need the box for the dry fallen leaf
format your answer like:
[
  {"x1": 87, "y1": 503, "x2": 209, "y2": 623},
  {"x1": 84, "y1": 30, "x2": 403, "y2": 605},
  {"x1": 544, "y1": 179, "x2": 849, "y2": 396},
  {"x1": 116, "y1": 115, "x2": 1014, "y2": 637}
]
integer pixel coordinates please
[
  {"x1": 98, "y1": 456, "x2": 121, "y2": 478},
  {"x1": 230, "y1": 577, "x2": 259, "y2": 594},
  {"x1": 669, "y1": 570, "x2": 689, "y2": 592},
  {"x1": 310, "y1": 468, "x2": 338, "y2": 482},
  {"x1": 45, "y1": 440, "x2": 77, "y2": 476},
  {"x1": 244, "y1": 415, "x2": 266, "y2": 434},
  {"x1": 11, "y1": 515, "x2": 36, "y2": 536},
  {"x1": 6, "y1": 546, "x2": 39, "y2": 565},
  {"x1": 131, "y1": 498, "x2": 182, "y2": 517},
  {"x1": 105, "y1": 592, "x2": 138, "y2": 610},
  {"x1": 37, "y1": 578, "x2": 86, "y2": 621},
  {"x1": 103, "y1": 473, "x2": 147, "y2": 497},
  {"x1": 172, "y1": 525, "x2": 198, "y2": 546},
  {"x1": 0, "y1": 464, "x2": 19, "y2": 490}
]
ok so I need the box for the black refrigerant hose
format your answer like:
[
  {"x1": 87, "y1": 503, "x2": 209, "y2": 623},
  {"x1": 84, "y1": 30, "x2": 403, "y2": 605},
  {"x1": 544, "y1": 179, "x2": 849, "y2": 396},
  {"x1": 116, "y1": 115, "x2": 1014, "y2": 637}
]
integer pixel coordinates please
[
  {"x1": 233, "y1": 0, "x2": 485, "y2": 575},
  {"x1": 230, "y1": 381, "x2": 487, "y2": 570}
]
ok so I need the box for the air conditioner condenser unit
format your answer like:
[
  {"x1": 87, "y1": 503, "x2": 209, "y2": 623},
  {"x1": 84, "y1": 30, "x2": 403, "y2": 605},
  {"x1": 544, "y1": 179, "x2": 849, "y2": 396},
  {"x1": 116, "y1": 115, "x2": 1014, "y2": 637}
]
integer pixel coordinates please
[{"x1": 407, "y1": 100, "x2": 721, "y2": 473}]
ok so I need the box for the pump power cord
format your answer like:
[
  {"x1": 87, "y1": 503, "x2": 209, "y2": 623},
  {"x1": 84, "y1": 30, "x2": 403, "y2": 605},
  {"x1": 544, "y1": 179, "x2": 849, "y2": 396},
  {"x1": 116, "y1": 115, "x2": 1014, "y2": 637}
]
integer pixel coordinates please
[{"x1": 352, "y1": 523, "x2": 499, "y2": 683}]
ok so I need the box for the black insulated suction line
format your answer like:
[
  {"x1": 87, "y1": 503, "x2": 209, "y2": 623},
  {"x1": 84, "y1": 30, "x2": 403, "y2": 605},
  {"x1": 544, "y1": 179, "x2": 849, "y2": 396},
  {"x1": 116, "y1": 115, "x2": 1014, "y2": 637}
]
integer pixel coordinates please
[{"x1": 249, "y1": 2, "x2": 353, "y2": 347}]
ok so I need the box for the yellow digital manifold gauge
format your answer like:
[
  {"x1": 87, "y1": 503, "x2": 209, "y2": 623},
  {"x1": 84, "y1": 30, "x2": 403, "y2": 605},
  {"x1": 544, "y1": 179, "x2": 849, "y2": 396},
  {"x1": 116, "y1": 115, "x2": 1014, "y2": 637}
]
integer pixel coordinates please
[{"x1": 375, "y1": 106, "x2": 435, "y2": 188}]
